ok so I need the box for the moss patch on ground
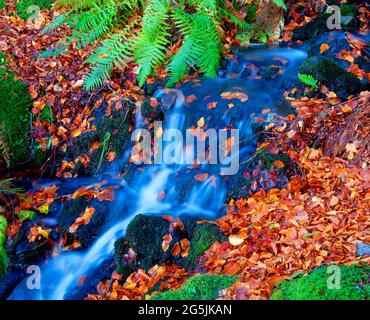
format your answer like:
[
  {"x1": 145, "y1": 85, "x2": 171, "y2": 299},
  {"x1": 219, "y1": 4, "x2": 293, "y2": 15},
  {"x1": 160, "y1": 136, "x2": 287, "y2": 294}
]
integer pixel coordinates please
[
  {"x1": 0, "y1": 53, "x2": 32, "y2": 166},
  {"x1": 151, "y1": 274, "x2": 238, "y2": 300},
  {"x1": 0, "y1": 0, "x2": 54, "y2": 20},
  {"x1": 271, "y1": 264, "x2": 370, "y2": 300}
]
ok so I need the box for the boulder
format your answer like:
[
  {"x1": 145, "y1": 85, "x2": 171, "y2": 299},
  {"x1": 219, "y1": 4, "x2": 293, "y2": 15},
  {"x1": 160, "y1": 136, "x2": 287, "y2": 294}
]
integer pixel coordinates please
[{"x1": 299, "y1": 56, "x2": 363, "y2": 98}]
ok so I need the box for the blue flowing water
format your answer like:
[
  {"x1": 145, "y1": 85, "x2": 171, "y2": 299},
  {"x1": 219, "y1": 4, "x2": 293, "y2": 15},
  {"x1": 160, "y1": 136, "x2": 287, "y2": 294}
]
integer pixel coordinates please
[{"x1": 9, "y1": 45, "x2": 308, "y2": 300}]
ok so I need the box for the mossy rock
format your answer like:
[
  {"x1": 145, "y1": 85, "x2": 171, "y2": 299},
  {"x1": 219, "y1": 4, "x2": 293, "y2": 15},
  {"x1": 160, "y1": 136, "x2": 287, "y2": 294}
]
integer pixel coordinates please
[
  {"x1": 113, "y1": 238, "x2": 137, "y2": 278},
  {"x1": 71, "y1": 105, "x2": 136, "y2": 176},
  {"x1": 271, "y1": 264, "x2": 370, "y2": 300},
  {"x1": 0, "y1": 53, "x2": 32, "y2": 167},
  {"x1": 57, "y1": 197, "x2": 110, "y2": 248},
  {"x1": 292, "y1": 9, "x2": 357, "y2": 43},
  {"x1": 150, "y1": 274, "x2": 238, "y2": 300},
  {"x1": 299, "y1": 56, "x2": 363, "y2": 98},
  {"x1": 125, "y1": 214, "x2": 173, "y2": 270},
  {"x1": 185, "y1": 223, "x2": 227, "y2": 269}
]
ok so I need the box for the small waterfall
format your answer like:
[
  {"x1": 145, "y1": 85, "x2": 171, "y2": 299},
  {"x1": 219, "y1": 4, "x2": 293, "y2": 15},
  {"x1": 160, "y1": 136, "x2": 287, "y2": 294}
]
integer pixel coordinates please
[{"x1": 9, "y1": 45, "x2": 308, "y2": 300}]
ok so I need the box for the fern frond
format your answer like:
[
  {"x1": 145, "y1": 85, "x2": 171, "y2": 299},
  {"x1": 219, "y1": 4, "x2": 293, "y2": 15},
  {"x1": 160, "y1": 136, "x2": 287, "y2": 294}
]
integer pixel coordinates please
[
  {"x1": 85, "y1": 21, "x2": 139, "y2": 91},
  {"x1": 298, "y1": 73, "x2": 319, "y2": 88},
  {"x1": 134, "y1": 0, "x2": 171, "y2": 86}
]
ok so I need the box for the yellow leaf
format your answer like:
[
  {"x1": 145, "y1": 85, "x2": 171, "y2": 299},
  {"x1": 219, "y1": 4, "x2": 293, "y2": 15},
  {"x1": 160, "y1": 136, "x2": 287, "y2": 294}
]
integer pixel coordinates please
[
  {"x1": 229, "y1": 234, "x2": 244, "y2": 246},
  {"x1": 197, "y1": 117, "x2": 205, "y2": 128},
  {"x1": 38, "y1": 204, "x2": 49, "y2": 215}
]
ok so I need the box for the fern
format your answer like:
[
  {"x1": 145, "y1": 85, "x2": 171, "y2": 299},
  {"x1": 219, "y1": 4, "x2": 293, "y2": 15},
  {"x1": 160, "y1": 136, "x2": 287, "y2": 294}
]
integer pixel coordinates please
[
  {"x1": 45, "y1": 0, "x2": 287, "y2": 89},
  {"x1": 0, "y1": 214, "x2": 8, "y2": 280},
  {"x1": 298, "y1": 73, "x2": 319, "y2": 89},
  {"x1": 84, "y1": 20, "x2": 139, "y2": 90}
]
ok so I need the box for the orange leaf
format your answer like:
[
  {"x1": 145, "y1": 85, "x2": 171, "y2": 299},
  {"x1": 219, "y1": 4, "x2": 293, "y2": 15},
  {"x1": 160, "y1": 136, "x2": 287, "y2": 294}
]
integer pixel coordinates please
[
  {"x1": 320, "y1": 43, "x2": 330, "y2": 54},
  {"x1": 195, "y1": 173, "x2": 208, "y2": 182}
]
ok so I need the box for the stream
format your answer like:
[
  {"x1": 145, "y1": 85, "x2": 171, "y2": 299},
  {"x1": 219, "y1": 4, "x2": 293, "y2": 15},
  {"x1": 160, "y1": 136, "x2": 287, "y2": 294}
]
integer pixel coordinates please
[{"x1": 8, "y1": 43, "x2": 310, "y2": 300}]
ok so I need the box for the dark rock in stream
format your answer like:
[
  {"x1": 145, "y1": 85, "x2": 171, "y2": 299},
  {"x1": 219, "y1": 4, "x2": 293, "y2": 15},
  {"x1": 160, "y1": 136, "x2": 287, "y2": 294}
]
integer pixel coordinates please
[
  {"x1": 64, "y1": 258, "x2": 115, "y2": 300},
  {"x1": 57, "y1": 196, "x2": 110, "y2": 248},
  {"x1": 113, "y1": 214, "x2": 226, "y2": 278},
  {"x1": 292, "y1": 5, "x2": 358, "y2": 42},
  {"x1": 299, "y1": 56, "x2": 364, "y2": 98},
  {"x1": 69, "y1": 101, "x2": 137, "y2": 176},
  {"x1": 0, "y1": 220, "x2": 55, "y2": 299}
]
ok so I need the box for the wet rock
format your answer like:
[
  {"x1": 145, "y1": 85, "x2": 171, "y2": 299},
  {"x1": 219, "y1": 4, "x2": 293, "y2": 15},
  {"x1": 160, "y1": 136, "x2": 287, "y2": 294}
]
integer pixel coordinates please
[
  {"x1": 356, "y1": 242, "x2": 370, "y2": 257},
  {"x1": 354, "y1": 55, "x2": 370, "y2": 73},
  {"x1": 71, "y1": 102, "x2": 136, "y2": 176},
  {"x1": 225, "y1": 150, "x2": 295, "y2": 200},
  {"x1": 292, "y1": 5, "x2": 357, "y2": 43},
  {"x1": 57, "y1": 197, "x2": 110, "y2": 248},
  {"x1": 140, "y1": 99, "x2": 165, "y2": 122},
  {"x1": 124, "y1": 214, "x2": 172, "y2": 270},
  {"x1": 114, "y1": 238, "x2": 137, "y2": 278},
  {"x1": 6, "y1": 220, "x2": 53, "y2": 268},
  {"x1": 0, "y1": 268, "x2": 24, "y2": 299},
  {"x1": 299, "y1": 56, "x2": 363, "y2": 98}
]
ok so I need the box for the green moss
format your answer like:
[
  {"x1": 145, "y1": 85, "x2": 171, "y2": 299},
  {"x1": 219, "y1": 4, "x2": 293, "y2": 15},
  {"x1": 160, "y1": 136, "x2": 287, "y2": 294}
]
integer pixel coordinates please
[
  {"x1": 0, "y1": 53, "x2": 32, "y2": 166},
  {"x1": 299, "y1": 56, "x2": 363, "y2": 98},
  {"x1": 125, "y1": 214, "x2": 170, "y2": 270},
  {"x1": 271, "y1": 264, "x2": 370, "y2": 300},
  {"x1": 72, "y1": 106, "x2": 135, "y2": 175},
  {"x1": 185, "y1": 223, "x2": 227, "y2": 269},
  {"x1": 340, "y1": 4, "x2": 358, "y2": 18},
  {"x1": 0, "y1": 215, "x2": 8, "y2": 280},
  {"x1": 151, "y1": 274, "x2": 238, "y2": 300},
  {"x1": 15, "y1": 0, "x2": 54, "y2": 20},
  {"x1": 58, "y1": 197, "x2": 109, "y2": 248}
]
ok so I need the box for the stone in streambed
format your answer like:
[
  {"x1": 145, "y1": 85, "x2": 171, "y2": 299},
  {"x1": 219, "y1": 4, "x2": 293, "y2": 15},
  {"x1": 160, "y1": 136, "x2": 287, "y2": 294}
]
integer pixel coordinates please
[
  {"x1": 124, "y1": 215, "x2": 173, "y2": 270},
  {"x1": 57, "y1": 196, "x2": 110, "y2": 248},
  {"x1": 114, "y1": 215, "x2": 227, "y2": 275},
  {"x1": 299, "y1": 56, "x2": 363, "y2": 98},
  {"x1": 292, "y1": 5, "x2": 358, "y2": 42}
]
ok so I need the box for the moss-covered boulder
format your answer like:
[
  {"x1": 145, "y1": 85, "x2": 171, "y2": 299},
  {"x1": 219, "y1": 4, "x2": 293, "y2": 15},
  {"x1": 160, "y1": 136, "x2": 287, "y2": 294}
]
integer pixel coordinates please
[
  {"x1": 57, "y1": 197, "x2": 110, "y2": 248},
  {"x1": 185, "y1": 223, "x2": 227, "y2": 269},
  {"x1": 150, "y1": 274, "x2": 238, "y2": 300},
  {"x1": 71, "y1": 104, "x2": 136, "y2": 176},
  {"x1": 271, "y1": 264, "x2": 370, "y2": 300},
  {"x1": 299, "y1": 56, "x2": 363, "y2": 98},
  {"x1": 0, "y1": 54, "x2": 32, "y2": 167},
  {"x1": 124, "y1": 214, "x2": 175, "y2": 270}
]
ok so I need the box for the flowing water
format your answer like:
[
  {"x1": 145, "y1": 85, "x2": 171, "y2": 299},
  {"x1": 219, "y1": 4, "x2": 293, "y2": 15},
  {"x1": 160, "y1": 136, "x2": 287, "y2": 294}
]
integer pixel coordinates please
[{"x1": 9, "y1": 44, "x2": 308, "y2": 300}]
